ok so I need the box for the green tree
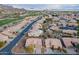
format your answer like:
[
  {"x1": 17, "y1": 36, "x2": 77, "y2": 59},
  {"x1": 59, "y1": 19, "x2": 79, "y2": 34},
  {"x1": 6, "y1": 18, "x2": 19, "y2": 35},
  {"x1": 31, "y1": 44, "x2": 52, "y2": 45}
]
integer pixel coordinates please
[
  {"x1": 25, "y1": 44, "x2": 34, "y2": 53},
  {"x1": 0, "y1": 41, "x2": 6, "y2": 48}
]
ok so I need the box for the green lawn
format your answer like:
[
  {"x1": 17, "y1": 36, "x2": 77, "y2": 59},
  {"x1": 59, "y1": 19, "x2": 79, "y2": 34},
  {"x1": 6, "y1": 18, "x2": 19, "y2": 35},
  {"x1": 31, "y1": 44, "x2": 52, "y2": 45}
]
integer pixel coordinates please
[
  {"x1": 0, "y1": 12, "x2": 41, "y2": 26},
  {"x1": 0, "y1": 16, "x2": 25, "y2": 26},
  {"x1": 0, "y1": 18, "x2": 18, "y2": 26}
]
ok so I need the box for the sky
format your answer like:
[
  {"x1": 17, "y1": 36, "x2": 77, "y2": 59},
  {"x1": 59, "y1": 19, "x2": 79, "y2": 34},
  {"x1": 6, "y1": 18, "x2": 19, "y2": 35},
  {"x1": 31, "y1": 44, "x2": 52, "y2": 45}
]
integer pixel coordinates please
[{"x1": 7, "y1": 4, "x2": 79, "y2": 10}]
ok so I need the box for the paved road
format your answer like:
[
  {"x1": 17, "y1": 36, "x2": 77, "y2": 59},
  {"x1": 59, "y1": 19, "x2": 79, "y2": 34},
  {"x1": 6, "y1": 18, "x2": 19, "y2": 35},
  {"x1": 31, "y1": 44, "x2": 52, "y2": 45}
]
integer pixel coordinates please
[{"x1": 0, "y1": 16, "x2": 42, "y2": 55}]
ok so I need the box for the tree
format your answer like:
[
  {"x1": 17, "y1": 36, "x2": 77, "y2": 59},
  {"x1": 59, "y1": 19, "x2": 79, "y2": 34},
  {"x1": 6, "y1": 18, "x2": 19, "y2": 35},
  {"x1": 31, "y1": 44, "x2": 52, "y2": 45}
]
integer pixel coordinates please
[
  {"x1": 41, "y1": 47, "x2": 45, "y2": 54},
  {"x1": 25, "y1": 44, "x2": 34, "y2": 53},
  {"x1": 14, "y1": 12, "x2": 20, "y2": 18},
  {"x1": 51, "y1": 45, "x2": 54, "y2": 51},
  {"x1": 0, "y1": 41, "x2": 6, "y2": 48},
  {"x1": 75, "y1": 44, "x2": 79, "y2": 49}
]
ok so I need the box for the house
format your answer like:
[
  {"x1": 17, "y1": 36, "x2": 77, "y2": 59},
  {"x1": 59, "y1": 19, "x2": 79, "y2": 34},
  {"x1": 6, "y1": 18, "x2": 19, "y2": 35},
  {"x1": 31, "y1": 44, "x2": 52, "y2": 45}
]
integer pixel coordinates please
[
  {"x1": 62, "y1": 38, "x2": 79, "y2": 48},
  {"x1": 62, "y1": 30, "x2": 77, "y2": 35},
  {"x1": 67, "y1": 22, "x2": 78, "y2": 27},
  {"x1": 45, "y1": 38, "x2": 62, "y2": 49},
  {"x1": 59, "y1": 20, "x2": 67, "y2": 27},
  {"x1": 28, "y1": 29, "x2": 43, "y2": 37},
  {"x1": 69, "y1": 19, "x2": 77, "y2": 23},
  {"x1": 67, "y1": 19, "x2": 78, "y2": 26},
  {"x1": 25, "y1": 38, "x2": 42, "y2": 54},
  {"x1": 49, "y1": 25, "x2": 60, "y2": 31},
  {"x1": 28, "y1": 19, "x2": 43, "y2": 37},
  {"x1": 53, "y1": 17, "x2": 59, "y2": 21}
]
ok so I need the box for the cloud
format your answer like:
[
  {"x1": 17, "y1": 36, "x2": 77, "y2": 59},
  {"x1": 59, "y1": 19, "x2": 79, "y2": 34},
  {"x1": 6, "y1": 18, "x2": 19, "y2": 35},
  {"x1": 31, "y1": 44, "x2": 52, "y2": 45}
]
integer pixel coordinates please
[
  {"x1": 46, "y1": 4, "x2": 63, "y2": 9},
  {"x1": 7, "y1": 4, "x2": 79, "y2": 10}
]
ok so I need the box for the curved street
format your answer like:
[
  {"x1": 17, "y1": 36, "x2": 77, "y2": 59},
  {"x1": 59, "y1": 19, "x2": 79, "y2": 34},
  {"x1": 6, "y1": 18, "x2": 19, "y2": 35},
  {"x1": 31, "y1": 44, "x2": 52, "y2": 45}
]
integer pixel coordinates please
[{"x1": 0, "y1": 16, "x2": 42, "y2": 55}]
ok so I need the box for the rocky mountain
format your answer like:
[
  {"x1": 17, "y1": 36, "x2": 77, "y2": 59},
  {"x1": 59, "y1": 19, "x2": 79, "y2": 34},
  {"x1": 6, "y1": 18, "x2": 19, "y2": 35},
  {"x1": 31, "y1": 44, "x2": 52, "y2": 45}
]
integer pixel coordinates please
[
  {"x1": 0, "y1": 4, "x2": 26, "y2": 14},
  {"x1": 0, "y1": 4, "x2": 26, "y2": 18}
]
